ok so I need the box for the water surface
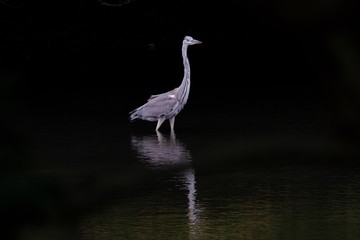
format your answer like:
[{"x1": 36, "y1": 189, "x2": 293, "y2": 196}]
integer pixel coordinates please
[{"x1": 4, "y1": 97, "x2": 360, "y2": 240}]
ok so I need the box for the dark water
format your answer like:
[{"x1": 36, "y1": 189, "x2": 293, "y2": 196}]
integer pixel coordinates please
[{"x1": 3, "y1": 95, "x2": 360, "y2": 240}]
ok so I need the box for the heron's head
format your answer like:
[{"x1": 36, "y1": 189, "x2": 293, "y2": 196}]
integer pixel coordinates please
[{"x1": 184, "y1": 36, "x2": 202, "y2": 45}]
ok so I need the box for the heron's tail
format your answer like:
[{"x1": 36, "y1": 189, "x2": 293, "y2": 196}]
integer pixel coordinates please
[{"x1": 129, "y1": 109, "x2": 138, "y2": 122}]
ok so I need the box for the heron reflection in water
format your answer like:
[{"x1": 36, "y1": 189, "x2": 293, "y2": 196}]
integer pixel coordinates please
[{"x1": 131, "y1": 130, "x2": 201, "y2": 235}]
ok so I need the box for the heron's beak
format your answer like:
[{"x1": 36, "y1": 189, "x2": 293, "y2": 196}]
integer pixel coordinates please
[{"x1": 194, "y1": 40, "x2": 202, "y2": 44}]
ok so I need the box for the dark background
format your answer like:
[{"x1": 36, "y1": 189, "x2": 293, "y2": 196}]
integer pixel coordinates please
[
  {"x1": 1, "y1": 0, "x2": 359, "y2": 127},
  {"x1": 1, "y1": 1, "x2": 360, "y2": 239}
]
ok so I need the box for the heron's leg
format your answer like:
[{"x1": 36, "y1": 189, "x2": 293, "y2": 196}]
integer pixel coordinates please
[
  {"x1": 170, "y1": 129, "x2": 176, "y2": 141},
  {"x1": 169, "y1": 117, "x2": 175, "y2": 130},
  {"x1": 156, "y1": 118, "x2": 166, "y2": 131},
  {"x1": 156, "y1": 130, "x2": 164, "y2": 142}
]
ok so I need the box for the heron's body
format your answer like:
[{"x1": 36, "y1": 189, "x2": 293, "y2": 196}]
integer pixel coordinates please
[{"x1": 129, "y1": 36, "x2": 201, "y2": 131}]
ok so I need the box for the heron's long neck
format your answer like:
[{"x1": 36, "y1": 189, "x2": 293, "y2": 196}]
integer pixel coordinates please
[
  {"x1": 177, "y1": 43, "x2": 190, "y2": 105},
  {"x1": 181, "y1": 44, "x2": 190, "y2": 86}
]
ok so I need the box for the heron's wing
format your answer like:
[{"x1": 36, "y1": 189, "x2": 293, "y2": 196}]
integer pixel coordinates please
[
  {"x1": 147, "y1": 88, "x2": 178, "y2": 101},
  {"x1": 145, "y1": 95, "x2": 179, "y2": 113},
  {"x1": 130, "y1": 94, "x2": 175, "y2": 115},
  {"x1": 134, "y1": 95, "x2": 179, "y2": 121}
]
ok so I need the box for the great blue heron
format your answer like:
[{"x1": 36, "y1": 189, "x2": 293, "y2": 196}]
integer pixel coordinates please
[{"x1": 129, "y1": 36, "x2": 202, "y2": 131}]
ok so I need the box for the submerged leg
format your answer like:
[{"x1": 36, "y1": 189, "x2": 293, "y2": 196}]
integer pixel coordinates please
[
  {"x1": 169, "y1": 117, "x2": 175, "y2": 130},
  {"x1": 156, "y1": 130, "x2": 164, "y2": 142},
  {"x1": 170, "y1": 129, "x2": 176, "y2": 141},
  {"x1": 156, "y1": 118, "x2": 166, "y2": 131}
]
